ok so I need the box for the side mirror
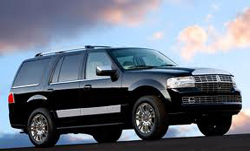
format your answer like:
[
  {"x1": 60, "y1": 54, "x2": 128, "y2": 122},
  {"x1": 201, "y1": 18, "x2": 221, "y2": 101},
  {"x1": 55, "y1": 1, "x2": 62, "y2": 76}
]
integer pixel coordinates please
[{"x1": 96, "y1": 66, "x2": 117, "y2": 76}]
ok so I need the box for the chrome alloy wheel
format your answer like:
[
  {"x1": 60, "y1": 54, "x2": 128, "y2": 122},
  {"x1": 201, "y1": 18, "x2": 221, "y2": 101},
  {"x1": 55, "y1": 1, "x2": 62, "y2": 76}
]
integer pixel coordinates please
[
  {"x1": 135, "y1": 103, "x2": 156, "y2": 134},
  {"x1": 30, "y1": 114, "x2": 48, "y2": 143}
]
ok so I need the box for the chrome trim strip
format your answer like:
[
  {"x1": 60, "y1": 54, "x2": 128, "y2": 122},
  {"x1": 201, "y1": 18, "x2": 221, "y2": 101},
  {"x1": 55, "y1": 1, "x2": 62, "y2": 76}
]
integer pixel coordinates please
[
  {"x1": 50, "y1": 78, "x2": 110, "y2": 85},
  {"x1": 56, "y1": 105, "x2": 121, "y2": 118},
  {"x1": 56, "y1": 109, "x2": 81, "y2": 118},
  {"x1": 12, "y1": 83, "x2": 39, "y2": 89},
  {"x1": 81, "y1": 105, "x2": 121, "y2": 116},
  {"x1": 50, "y1": 79, "x2": 84, "y2": 85}
]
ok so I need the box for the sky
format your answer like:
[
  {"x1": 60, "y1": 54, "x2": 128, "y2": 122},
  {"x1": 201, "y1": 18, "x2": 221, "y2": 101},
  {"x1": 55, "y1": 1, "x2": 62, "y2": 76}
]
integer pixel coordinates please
[{"x1": 1, "y1": 0, "x2": 250, "y2": 149}]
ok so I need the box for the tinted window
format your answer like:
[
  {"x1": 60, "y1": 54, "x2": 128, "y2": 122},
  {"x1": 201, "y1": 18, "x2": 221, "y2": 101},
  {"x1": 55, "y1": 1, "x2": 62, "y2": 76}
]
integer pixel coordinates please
[
  {"x1": 51, "y1": 57, "x2": 63, "y2": 83},
  {"x1": 110, "y1": 48, "x2": 177, "y2": 70},
  {"x1": 13, "y1": 59, "x2": 50, "y2": 87},
  {"x1": 86, "y1": 52, "x2": 112, "y2": 79},
  {"x1": 58, "y1": 54, "x2": 82, "y2": 82}
]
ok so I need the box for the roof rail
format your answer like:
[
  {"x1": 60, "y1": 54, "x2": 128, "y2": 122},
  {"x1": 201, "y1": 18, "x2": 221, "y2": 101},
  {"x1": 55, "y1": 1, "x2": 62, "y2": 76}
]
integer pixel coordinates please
[
  {"x1": 85, "y1": 45, "x2": 111, "y2": 49},
  {"x1": 35, "y1": 45, "x2": 111, "y2": 57},
  {"x1": 35, "y1": 48, "x2": 85, "y2": 57},
  {"x1": 35, "y1": 51, "x2": 63, "y2": 57}
]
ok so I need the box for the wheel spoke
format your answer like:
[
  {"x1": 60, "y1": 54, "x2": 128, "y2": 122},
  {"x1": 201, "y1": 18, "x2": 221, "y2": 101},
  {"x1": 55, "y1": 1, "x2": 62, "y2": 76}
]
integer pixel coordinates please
[
  {"x1": 135, "y1": 102, "x2": 156, "y2": 134},
  {"x1": 30, "y1": 114, "x2": 48, "y2": 143}
]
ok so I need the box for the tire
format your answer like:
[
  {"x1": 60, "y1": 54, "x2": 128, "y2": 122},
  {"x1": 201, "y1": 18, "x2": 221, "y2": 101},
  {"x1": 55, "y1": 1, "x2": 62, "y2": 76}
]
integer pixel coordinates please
[
  {"x1": 132, "y1": 95, "x2": 168, "y2": 140},
  {"x1": 92, "y1": 127, "x2": 122, "y2": 143},
  {"x1": 27, "y1": 108, "x2": 60, "y2": 148},
  {"x1": 197, "y1": 116, "x2": 232, "y2": 136}
]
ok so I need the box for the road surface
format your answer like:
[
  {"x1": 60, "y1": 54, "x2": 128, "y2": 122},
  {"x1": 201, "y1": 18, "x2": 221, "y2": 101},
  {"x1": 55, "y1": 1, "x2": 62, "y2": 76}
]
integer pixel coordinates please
[{"x1": 4, "y1": 134, "x2": 250, "y2": 151}]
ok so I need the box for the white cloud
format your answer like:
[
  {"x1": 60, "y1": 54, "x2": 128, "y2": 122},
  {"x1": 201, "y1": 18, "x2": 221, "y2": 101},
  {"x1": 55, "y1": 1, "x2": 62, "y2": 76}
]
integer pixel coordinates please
[
  {"x1": 229, "y1": 109, "x2": 250, "y2": 134},
  {"x1": 177, "y1": 8, "x2": 250, "y2": 60},
  {"x1": 152, "y1": 31, "x2": 165, "y2": 40},
  {"x1": 0, "y1": 0, "x2": 161, "y2": 53}
]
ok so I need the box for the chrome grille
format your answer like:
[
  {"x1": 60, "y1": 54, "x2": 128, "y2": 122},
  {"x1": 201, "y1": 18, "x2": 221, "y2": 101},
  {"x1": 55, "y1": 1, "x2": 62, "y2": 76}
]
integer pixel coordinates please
[
  {"x1": 194, "y1": 75, "x2": 233, "y2": 93},
  {"x1": 219, "y1": 75, "x2": 233, "y2": 82},
  {"x1": 194, "y1": 75, "x2": 232, "y2": 83},
  {"x1": 196, "y1": 83, "x2": 233, "y2": 93},
  {"x1": 194, "y1": 75, "x2": 217, "y2": 83},
  {"x1": 182, "y1": 95, "x2": 241, "y2": 105}
]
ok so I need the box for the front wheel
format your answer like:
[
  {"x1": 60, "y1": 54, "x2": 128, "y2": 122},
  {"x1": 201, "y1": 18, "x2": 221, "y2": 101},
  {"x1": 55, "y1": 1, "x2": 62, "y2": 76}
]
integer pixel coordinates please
[
  {"x1": 27, "y1": 108, "x2": 60, "y2": 148},
  {"x1": 132, "y1": 95, "x2": 168, "y2": 140},
  {"x1": 197, "y1": 116, "x2": 232, "y2": 136}
]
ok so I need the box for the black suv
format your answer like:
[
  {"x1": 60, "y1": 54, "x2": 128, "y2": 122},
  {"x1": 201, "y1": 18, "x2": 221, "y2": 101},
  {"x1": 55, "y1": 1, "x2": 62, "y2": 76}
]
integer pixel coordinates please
[{"x1": 9, "y1": 46, "x2": 242, "y2": 147}]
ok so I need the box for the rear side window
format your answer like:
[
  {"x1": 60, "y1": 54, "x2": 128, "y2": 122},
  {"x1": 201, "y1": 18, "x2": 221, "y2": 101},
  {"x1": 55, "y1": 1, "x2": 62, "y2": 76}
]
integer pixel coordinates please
[
  {"x1": 13, "y1": 59, "x2": 50, "y2": 87},
  {"x1": 57, "y1": 54, "x2": 82, "y2": 82}
]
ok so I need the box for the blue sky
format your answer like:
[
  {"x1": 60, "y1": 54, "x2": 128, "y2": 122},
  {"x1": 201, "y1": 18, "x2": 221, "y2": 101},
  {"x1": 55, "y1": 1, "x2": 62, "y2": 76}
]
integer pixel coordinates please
[{"x1": 1, "y1": 0, "x2": 250, "y2": 148}]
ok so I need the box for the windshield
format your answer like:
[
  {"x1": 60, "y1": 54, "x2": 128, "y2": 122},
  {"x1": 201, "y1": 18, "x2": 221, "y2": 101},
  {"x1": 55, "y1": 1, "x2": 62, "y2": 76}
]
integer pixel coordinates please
[{"x1": 110, "y1": 48, "x2": 177, "y2": 70}]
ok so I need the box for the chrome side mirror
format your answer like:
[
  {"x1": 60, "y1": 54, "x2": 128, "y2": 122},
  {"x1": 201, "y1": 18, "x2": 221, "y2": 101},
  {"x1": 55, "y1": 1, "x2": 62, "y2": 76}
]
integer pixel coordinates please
[{"x1": 96, "y1": 66, "x2": 117, "y2": 76}]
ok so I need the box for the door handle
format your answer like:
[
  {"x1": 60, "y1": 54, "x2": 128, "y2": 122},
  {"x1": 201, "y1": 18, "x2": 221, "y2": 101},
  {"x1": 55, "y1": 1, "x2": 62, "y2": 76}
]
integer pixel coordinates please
[
  {"x1": 47, "y1": 88, "x2": 54, "y2": 92},
  {"x1": 83, "y1": 84, "x2": 92, "y2": 91}
]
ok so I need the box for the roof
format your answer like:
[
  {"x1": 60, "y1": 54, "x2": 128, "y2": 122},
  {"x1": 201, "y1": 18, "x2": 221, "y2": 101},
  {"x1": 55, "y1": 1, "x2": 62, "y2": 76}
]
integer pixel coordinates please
[{"x1": 35, "y1": 45, "x2": 111, "y2": 57}]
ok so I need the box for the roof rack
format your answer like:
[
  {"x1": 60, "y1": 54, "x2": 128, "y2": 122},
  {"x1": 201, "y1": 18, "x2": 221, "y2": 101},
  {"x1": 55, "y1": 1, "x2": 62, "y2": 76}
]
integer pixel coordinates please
[
  {"x1": 35, "y1": 45, "x2": 111, "y2": 57},
  {"x1": 84, "y1": 45, "x2": 111, "y2": 49}
]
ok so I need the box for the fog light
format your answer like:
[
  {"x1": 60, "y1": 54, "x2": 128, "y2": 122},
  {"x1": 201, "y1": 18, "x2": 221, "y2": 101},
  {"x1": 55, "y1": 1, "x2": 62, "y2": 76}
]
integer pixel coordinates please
[{"x1": 188, "y1": 97, "x2": 195, "y2": 104}]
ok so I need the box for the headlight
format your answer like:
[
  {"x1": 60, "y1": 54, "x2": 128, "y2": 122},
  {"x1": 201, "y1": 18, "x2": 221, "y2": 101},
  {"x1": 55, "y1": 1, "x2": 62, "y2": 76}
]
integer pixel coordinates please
[
  {"x1": 167, "y1": 76, "x2": 195, "y2": 89},
  {"x1": 232, "y1": 76, "x2": 237, "y2": 88}
]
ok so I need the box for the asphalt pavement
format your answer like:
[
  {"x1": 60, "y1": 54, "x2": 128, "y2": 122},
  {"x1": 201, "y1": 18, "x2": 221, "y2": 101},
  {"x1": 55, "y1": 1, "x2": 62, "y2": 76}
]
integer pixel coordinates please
[{"x1": 3, "y1": 134, "x2": 250, "y2": 151}]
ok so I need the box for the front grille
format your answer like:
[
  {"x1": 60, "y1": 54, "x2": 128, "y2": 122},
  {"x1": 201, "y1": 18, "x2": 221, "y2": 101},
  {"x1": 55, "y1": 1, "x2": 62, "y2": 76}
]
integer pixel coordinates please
[
  {"x1": 219, "y1": 75, "x2": 233, "y2": 82},
  {"x1": 182, "y1": 95, "x2": 241, "y2": 105},
  {"x1": 194, "y1": 75, "x2": 233, "y2": 83},
  {"x1": 196, "y1": 83, "x2": 233, "y2": 93},
  {"x1": 194, "y1": 75, "x2": 233, "y2": 93}
]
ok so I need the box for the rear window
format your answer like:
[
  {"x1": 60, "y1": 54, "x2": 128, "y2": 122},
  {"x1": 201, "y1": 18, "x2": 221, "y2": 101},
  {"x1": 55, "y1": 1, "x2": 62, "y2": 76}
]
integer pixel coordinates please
[{"x1": 13, "y1": 59, "x2": 50, "y2": 87}]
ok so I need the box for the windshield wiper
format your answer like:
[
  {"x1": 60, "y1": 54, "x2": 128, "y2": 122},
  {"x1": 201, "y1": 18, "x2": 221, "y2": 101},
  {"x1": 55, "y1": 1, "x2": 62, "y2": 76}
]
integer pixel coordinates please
[
  {"x1": 159, "y1": 64, "x2": 175, "y2": 67},
  {"x1": 127, "y1": 65, "x2": 156, "y2": 70},
  {"x1": 127, "y1": 64, "x2": 175, "y2": 70}
]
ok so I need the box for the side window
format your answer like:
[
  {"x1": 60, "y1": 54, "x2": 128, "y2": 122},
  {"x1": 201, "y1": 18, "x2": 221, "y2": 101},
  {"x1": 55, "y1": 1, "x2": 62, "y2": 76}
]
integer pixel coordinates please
[
  {"x1": 13, "y1": 59, "x2": 50, "y2": 87},
  {"x1": 116, "y1": 56, "x2": 134, "y2": 69},
  {"x1": 51, "y1": 57, "x2": 63, "y2": 83},
  {"x1": 58, "y1": 54, "x2": 82, "y2": 82},
  {"x1": 86, "y1": 52, "x2": 112, "y2": 79}
]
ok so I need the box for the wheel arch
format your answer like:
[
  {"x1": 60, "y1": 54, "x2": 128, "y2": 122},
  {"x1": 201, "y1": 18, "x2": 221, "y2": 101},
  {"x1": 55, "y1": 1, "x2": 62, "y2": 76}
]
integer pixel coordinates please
[
  {"x1": 128, "y1": 79, "x2": 171, "y2": 105},
  {"x1": 26, "y1": 95, "x2": 50, "y2": 111},
  {"x1": 25, "y1": 95, "x2": 57, "y2": 129}
]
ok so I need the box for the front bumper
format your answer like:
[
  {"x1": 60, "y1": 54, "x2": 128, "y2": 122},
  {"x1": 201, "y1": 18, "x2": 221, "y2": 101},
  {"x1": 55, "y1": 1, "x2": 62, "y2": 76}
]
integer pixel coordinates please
[{"x1": 167, "y1": 87, "x2": 242, "y2": 115}]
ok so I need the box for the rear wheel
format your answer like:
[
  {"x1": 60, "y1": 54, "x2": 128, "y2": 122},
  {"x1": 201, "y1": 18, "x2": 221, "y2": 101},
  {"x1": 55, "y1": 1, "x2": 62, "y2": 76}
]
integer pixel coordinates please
[
  {"x1": 132, "y1": 95, "x2": 168, "y2": 140},
  {"x1": 197, "y1": 116, "x2": 232, "y2": 136},
  {"x1": 92, "y1": 127, "x2": 122, "y2": 143},
  {"x1": 27, "y1": 108, "x2": 60, "y2": 148}
]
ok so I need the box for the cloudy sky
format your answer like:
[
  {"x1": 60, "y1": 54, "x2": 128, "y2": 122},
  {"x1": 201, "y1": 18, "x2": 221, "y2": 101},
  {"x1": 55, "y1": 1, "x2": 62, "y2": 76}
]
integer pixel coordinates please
[{"x1": 1, "y1": 0, "x2": 250, "y2": 149}]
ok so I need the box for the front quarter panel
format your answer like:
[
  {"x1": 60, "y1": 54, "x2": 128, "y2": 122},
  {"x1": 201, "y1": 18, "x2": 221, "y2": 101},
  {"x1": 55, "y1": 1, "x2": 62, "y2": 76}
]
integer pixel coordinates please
[{"x1": 122, "y1": 72, "x2": 172, "y2": 100}]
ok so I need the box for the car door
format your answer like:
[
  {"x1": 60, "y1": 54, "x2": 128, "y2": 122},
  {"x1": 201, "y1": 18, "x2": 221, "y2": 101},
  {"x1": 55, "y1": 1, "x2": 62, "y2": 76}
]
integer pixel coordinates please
[
  {"x1": 79, "y1": 50, "x2": 126, "y2": 125},
  {"x1": 46, "y1": 52, "x2": 84, "y2": 127}
]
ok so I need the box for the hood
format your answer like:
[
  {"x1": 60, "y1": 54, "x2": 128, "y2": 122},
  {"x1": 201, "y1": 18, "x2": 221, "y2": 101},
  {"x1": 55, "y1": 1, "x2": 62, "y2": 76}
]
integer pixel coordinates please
[
  {"x1": 191, "y1": 67, "x2": 231, "y2": 75},
  {"x1": 127, "y1": 67, "x2": 232, "y2": 76}
]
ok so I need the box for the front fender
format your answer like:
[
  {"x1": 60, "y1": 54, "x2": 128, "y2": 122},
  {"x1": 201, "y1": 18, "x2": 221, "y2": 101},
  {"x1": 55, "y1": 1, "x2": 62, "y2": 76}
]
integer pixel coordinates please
[{"x1": 128, "y1": 79, "x2": 171, "y2": 100}]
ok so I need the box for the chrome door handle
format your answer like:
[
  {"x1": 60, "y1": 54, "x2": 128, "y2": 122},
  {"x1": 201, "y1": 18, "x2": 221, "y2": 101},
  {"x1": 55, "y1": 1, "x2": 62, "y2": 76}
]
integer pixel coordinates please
[
  {"x1": 84, "y1": 84, "x2": 92, "y2": 91},
  {"x1": 47, "y1": 88, "x2": 54, "y2": 92}
]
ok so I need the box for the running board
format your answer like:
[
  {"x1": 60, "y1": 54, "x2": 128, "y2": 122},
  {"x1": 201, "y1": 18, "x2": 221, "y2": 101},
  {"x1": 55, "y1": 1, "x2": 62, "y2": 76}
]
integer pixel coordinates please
[{"x1": 57, "y1": 122, "x2": 124, "y2": 130}]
